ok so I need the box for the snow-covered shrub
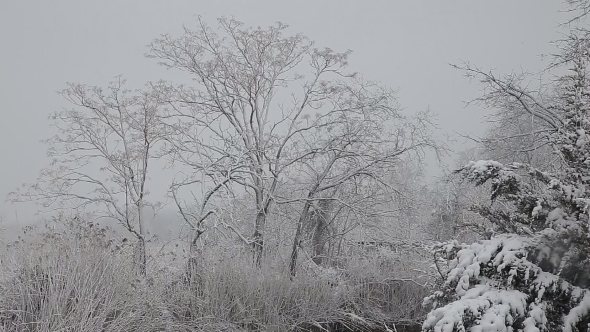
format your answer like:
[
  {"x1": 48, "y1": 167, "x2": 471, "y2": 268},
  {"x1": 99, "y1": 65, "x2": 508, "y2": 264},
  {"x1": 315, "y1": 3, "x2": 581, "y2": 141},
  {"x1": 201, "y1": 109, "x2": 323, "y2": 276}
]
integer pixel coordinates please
[{"x1": 423, "y1": 34, "x2": 590, "y2": 332}]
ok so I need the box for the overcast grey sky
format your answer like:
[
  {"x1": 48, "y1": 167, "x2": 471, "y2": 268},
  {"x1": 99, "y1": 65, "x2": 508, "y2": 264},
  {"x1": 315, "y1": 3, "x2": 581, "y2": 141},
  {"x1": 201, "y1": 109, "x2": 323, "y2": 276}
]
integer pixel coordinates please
[{"x1": 0, "y1": 1, "x2": 568, "y2": 225}]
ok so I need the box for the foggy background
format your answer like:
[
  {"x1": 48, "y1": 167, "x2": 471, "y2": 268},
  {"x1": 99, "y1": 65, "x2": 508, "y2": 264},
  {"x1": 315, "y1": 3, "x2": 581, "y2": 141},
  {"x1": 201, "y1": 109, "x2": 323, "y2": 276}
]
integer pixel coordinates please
[{"x1": 0, "y1": 1, "x2": 566, "y2": 238}]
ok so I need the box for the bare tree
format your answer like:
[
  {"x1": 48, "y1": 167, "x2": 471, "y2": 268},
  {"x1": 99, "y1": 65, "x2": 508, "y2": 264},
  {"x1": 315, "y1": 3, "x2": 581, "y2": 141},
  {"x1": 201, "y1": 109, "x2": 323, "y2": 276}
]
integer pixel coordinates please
[
  {"x1": 453, "y1": 63, "x2": 563, "y2": 130},
  {"x1": 9, "y1": 77, "x2": 164, "y2": 276},
  {"x1": 444, "y1": 53, "x2": 590, "y2": 239},
  {"x1": 165, "y1": 147, "x2": 243, "y2": 277},
  {"x1": 564, "y1": 0, "x2": 590, "y2": 23},
  {"x1": 281, "y1": 102, "x2": 440, "y2": 277},
  {"x1": 147, "y1": 17, "x2": 439, "y2": 265}
]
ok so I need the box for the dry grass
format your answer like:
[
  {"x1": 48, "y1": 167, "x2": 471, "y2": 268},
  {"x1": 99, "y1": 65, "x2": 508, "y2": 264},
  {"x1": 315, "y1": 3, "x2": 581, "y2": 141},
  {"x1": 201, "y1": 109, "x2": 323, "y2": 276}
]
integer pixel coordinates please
[{"x1": 0, "y1": 219, "x2": 430, "y2": 332}]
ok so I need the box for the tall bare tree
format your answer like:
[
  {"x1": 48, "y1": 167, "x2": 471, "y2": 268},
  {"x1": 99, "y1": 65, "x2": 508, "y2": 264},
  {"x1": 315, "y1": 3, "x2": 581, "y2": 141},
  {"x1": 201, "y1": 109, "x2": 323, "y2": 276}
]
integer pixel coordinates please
[
  {"x1": 9, "y1": 77, "x2": 164, "y2": 276},
  {"x1": 279, "y1": 98, "x2": 439, "y2": 276},
  {"x1": 147, "y1": 17, "x2": 441, "y2": 265}
]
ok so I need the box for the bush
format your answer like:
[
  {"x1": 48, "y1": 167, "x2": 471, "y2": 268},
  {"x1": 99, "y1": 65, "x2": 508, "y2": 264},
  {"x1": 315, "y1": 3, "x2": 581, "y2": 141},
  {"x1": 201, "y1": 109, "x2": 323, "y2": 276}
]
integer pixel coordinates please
[{"x1": 0, "y1": 217, "x2": 430, "y2": 331}]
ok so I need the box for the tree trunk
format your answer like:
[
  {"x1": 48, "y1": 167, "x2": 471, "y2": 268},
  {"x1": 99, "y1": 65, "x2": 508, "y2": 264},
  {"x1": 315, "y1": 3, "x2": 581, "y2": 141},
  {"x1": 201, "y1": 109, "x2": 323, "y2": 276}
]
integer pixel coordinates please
[
  {"x1": 289, "y1": 201, "x2": 312, "y2": 279},
  {"x1": 252, "y1": 211, "x2": 266, "y2": 267},
  {"x1": 311, "y1": 221, "x2": 327, "y2": 265},
  {"x1": 311, "y1": 199, "x2": 333, "y2": 266},
  {"x1": 137, "y1": 237, "x2": 147, "y2": 276},
  {"x1": 137, "y1": 202, "x2": 147, "y2": 276},
  {"x1": 187, "y1": 229, "x2": 204, "y2": 289}
]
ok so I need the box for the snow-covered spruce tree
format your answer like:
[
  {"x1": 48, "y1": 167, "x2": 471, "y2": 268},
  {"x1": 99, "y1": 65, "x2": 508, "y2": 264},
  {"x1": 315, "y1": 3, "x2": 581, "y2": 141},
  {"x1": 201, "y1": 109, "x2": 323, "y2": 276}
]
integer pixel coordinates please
[{"x1": 423, "y1": 46, "x2": 590, "y2": 331}]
